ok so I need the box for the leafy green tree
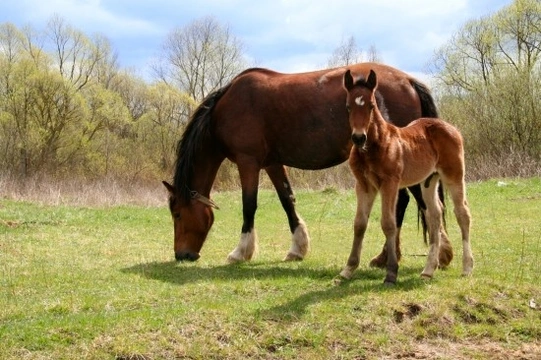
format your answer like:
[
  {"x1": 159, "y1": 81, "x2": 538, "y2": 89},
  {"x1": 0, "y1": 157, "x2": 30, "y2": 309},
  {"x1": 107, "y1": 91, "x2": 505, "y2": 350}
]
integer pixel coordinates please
[{"x1": 430, "y1": 0, "x2": 541, "y2": 178}]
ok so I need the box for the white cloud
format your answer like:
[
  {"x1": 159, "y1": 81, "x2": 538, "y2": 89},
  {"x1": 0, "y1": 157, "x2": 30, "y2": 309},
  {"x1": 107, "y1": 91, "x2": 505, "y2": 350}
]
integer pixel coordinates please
[
  {"x1": 17, "y1": 0, "x2": 163, "y2": 36},
  {"x1": 1, "y1": 0, "x2": 510, "y2": 78}
]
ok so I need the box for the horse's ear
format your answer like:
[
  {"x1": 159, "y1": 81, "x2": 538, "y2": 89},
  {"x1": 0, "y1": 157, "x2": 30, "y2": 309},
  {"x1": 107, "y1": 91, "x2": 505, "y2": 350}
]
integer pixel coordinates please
[
  {"x1": 344, "y1": 69, "x2": 354, "y2": 90},
  {"x1": 366, "y1": 69, "x2": 378, "y2": 90},
  {"x1": 162, "y1": 181, "x2": 174, "y2": 195}
]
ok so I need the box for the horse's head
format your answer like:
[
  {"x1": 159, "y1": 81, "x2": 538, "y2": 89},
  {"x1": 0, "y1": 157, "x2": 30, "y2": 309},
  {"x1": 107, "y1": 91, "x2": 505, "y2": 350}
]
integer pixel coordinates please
[
  {"x1": 343, "y1": 69, "x2": 378, "y2": 149},
  {"x1": 162, "y1": 181, "x2": 216, "y2": 261}
]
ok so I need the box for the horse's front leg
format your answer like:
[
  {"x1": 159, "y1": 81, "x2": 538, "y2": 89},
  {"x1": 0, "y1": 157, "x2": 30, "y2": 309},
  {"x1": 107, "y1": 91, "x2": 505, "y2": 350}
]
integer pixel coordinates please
[
  {"x1": 380, "y1": 183, "x2": 400, "y2": 285},
  {"x1": 340, "y1": 181, "x2": 377, "y2": 279},
  {"x1": 227, "y1": 160, "x2": 260, "y2": 263},
  {"x1": 265, "y1": 165, "x2": 310, "y2": 261}
]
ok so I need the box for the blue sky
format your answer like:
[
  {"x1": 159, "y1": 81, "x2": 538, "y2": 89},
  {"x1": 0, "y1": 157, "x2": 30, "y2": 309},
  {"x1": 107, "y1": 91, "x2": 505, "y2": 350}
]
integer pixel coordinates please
[{"x1": 1, "y1": 0, "x2": 511, "y2": 82}]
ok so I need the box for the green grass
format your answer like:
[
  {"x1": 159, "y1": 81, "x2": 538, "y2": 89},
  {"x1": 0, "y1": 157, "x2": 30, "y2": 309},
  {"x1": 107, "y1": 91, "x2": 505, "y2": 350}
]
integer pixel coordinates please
[{"x1": 1, "y1": 178, "x2": 540, "y2": 359}]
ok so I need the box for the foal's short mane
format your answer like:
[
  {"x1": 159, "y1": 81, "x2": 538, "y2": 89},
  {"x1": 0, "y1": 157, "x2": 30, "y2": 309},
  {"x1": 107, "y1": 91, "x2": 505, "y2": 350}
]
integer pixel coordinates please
[{"x1": 173, "y1": 83, "x2": 232, "y2": 202}]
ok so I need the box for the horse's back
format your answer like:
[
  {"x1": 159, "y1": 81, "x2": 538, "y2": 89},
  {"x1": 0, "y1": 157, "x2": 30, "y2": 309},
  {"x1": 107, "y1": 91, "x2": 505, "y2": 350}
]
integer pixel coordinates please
[
  {"x1": 213, "y1": 67, "x2": 352, "y2": 169},
  {"x1": 212, "y1": 63, "x2": 427, "y2": 170}
]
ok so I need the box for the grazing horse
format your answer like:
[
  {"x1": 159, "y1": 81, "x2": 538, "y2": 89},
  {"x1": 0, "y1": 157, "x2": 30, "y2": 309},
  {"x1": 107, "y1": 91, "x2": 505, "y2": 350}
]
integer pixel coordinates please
[
  {"x1": 340, "y1": 69, "x2": 473, "y2": 284},
  {"x1": 162, "y1": 62, "x2": 454, "y2": 265}
]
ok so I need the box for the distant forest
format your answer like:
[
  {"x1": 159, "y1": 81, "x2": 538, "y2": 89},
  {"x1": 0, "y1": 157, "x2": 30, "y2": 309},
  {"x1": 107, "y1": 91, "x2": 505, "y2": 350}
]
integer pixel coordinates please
[{"x1": 1, "y1": 0, "x2": 539, "y2": 191}]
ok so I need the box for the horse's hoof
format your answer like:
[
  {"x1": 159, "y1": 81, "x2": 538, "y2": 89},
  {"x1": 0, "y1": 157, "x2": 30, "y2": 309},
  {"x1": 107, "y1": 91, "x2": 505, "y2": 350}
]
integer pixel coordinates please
[
  {"x1": 369, "y1": 257, "x2": 387, "y2": 269},
  {"x1": 284, "y1": 252, "x2": 304, "y2": 262},
  {"x1": 383, "y1": 280, "x2": 396, "y2": 287},
  {"x1": 227, "y1": 254, "x2": 245, "y2": 264},
  {"x1": 333, "y1": 276, "x2": 347, "y2": 286}
]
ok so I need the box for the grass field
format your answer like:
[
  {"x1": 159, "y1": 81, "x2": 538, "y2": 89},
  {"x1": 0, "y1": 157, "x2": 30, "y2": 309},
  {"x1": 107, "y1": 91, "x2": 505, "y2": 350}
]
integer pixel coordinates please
[{"x1": 1, "y1": 178, "x2": 540, "y2": 359}]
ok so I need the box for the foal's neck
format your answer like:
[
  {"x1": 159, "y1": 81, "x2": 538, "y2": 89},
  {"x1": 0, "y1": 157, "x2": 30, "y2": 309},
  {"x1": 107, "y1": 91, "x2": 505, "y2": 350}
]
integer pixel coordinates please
[{"x1": 369, "y1": 106, "x2": 394, "y2": 143}]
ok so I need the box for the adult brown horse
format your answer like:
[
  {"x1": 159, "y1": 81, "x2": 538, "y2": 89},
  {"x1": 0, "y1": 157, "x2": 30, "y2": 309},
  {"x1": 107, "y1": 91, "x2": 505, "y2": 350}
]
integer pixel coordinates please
[{"x1": 162, "y1": 62, "x2": 453, "y2": 265}]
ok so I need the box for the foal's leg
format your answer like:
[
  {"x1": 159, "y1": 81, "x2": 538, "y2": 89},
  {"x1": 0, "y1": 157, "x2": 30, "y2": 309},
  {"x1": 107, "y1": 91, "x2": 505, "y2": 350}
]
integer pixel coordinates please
[
  {"x1": 409, "y1": 183, "x2": 454, "y2": 268},
  {"x1": 340, "y1": 181, "x2": 377, "y2": 279},
  {"x1": 369, "y1": 188, "x2": 408, "y2": 268},
  {"x1": 265, "y1": 165, "x2": 310, "y2": 261},
  {"x1": 447, "y1": 181, "x2": 473, "y2": 276},
  {"x1": 420, "y1": 175, "x2": 443, "y2": 279},
  {"x1": 227, "y1": 159, "x2": 260, "y2": 263},
  {"x1": 379, "y1": 182, "x2": 401, "y2": 285}
]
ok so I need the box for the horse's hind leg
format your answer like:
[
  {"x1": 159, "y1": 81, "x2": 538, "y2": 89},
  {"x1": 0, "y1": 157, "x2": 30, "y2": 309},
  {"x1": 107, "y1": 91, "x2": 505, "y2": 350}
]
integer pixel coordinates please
[
  {"x1": 420, "y1": 175, "x2": 443, "y2": 279},
  {"x1": 266, "y1": 165, "x2": 310, "y2": 261},
  {"x1": 227, "y1": 159, "x2": 260, "y2": 263},
  {"x1": 447, "y1": 180, "x2": 473, "y2": 276}
]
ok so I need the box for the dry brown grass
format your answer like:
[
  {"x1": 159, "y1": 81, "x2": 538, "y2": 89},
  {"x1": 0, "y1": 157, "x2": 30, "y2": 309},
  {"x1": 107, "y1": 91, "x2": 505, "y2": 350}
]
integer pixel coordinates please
[{"x1": 0, "y1": 174, "x2": 166, "y2": 207}]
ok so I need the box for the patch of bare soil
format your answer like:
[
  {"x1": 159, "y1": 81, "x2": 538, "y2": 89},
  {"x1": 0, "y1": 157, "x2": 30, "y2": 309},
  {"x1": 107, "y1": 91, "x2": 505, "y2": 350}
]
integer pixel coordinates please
[{"x1": 382, "y1": 340, "x2": 541, "y2": 360}]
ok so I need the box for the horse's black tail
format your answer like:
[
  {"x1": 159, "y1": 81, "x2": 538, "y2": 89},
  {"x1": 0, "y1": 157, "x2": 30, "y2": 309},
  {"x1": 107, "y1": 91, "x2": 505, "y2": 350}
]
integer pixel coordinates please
[{"x1": 410, "y1": 79, "x2": 446, "y2": 244}]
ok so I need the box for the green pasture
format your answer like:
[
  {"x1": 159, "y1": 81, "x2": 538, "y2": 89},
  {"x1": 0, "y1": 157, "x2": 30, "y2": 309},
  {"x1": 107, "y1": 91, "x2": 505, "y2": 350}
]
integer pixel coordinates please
[{"x1": 1, "y1": 178, "x2": 540, "y2": 359}]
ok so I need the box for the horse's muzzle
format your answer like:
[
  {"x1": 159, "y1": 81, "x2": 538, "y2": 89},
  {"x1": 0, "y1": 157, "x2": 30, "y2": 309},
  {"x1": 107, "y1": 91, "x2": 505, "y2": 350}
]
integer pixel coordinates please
[
  {"x1": 175, "y1": 251, "x2": 201, "y2": 262},
  {"x1": 352, "y1": 133, "x2": 367, "y2": 147}
]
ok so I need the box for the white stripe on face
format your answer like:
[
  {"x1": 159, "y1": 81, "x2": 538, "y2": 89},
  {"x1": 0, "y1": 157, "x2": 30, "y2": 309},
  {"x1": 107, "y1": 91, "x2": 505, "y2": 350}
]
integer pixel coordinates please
[{"x1": 355, "y1": 96, "x2": 365, "y2": 106}]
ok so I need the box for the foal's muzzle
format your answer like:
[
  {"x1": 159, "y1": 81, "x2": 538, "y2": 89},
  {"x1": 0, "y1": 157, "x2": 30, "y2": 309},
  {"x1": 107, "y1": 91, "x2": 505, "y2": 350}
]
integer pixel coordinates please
[{"x1": 352, "y1": 133, "x2": 367, "y2": 147}]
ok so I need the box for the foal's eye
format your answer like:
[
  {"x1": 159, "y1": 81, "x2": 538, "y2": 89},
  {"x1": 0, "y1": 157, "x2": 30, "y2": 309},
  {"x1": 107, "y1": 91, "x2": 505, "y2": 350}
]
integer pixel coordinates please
[{"x1": 346, "y1": 105, "x2": 351, "y2": 113}]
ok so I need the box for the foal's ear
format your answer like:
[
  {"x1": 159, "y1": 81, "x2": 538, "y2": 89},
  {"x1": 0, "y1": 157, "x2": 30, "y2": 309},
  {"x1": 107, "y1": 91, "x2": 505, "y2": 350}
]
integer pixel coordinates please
[
  {"x1": 343, "y1": 69, "x2": 354, "y2": 90},
  {"x1": 366, "y1": 69, "x2": 378, "y2": 90},
  {"x1": 162, "y1": 181, "x2": 174, "y2": 195}
]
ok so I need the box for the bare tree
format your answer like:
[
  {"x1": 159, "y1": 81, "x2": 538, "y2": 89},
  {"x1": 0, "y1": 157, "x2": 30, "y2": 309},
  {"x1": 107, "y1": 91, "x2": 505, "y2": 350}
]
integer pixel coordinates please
[
  {"x1": 45, "y1": 15, "x2": 115, "y2": 91},
  {"x1": 327, "y1": 36, "x2": 381, "y2": 68},
  {"x1": 327, "y1": 36, "x2": 362, "y2": 68},
  {"x1": 154, "y1": 16, "x2": 247, "y2": 102}
]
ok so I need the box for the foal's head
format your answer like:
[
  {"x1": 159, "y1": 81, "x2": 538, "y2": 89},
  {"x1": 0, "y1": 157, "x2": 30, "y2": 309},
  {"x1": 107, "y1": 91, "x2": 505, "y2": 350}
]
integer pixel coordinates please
[{"x1": 343, "y1": 69, "x2": 379, "y2": 149}]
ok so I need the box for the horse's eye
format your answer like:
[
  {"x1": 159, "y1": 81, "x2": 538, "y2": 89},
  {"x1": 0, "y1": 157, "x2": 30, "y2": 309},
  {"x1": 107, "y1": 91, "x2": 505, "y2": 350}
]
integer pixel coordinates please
[
  {"x1": 173, "y1": 212, "x2": 181, "y2": 220},
  {"x1": 346, "y1": 105, "x2": 351, "y2": 113}
]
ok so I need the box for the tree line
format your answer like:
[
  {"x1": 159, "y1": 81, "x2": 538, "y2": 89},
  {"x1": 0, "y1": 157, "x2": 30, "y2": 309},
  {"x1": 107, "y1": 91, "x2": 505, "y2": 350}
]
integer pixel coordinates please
[
  {"x1": 431, "y1": 0, "x2": 540, "y2": 179},
  {"x1": 1, "y1": 0, "x2": 539, "y2": 189},
  {"x1": 0, "y1": 15, "x2": 247, "y2": 183}
]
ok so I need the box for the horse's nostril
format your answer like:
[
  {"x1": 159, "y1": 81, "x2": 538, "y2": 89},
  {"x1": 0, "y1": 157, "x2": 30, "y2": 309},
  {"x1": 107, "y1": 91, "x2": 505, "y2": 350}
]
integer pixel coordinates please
[
  {"x1": 175, "y1": 251, "x2": 201, "y2": 262},
  {"x1": 352, "y1": 133, "x2": 367, "y2": 146}
]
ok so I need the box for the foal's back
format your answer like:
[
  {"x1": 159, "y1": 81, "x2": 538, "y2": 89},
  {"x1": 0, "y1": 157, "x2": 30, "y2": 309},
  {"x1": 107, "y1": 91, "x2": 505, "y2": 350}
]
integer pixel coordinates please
[{"x1": 397, "y1": 118, "x2": 465, "y2": 187}]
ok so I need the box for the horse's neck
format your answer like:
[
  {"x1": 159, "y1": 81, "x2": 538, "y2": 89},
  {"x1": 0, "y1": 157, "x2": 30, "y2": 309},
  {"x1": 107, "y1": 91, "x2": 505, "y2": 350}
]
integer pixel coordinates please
[{"x1": 190, "y1": 146, "x2": 225, "y2": 197}]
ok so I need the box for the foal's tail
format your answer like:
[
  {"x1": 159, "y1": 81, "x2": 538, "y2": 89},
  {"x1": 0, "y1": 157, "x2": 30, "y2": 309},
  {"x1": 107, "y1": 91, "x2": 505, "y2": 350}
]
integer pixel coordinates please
[{"x1": 410, "y1": 79, "x2": 447, "y2": 243}]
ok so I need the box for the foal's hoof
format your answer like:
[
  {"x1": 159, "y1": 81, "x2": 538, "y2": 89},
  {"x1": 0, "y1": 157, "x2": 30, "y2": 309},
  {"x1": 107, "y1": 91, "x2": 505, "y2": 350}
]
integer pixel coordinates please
[
  {"x1": 339, "y1": 269, "x2": 354, "y2": 280},
  {"x1": 283, "y1": 252, "x2": 304, "y2": 262},
  {"x1": 333, "y1": 276, "x2": 348, "y2": 286},
  {"x1": 383, "y1": 280, "x2": 396, "y2": 287},
  {"x1": 420, "y1": 273, "x2": 433, "y2": 280}
]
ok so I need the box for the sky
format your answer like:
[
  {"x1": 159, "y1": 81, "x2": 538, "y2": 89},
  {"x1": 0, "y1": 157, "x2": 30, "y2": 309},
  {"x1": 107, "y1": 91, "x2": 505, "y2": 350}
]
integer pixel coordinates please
[{"x1": 1, "y1": 0, "x2": 511, "y2": 83}]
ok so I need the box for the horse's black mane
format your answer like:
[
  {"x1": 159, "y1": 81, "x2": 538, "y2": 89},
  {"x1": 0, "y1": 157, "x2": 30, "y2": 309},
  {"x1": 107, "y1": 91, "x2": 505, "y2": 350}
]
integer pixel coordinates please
[
  {"x1": 353, "y1": 77, "x2": 390, "y2": 121},
  {"x1": 173, "y1": 83, "x2": 231, "y2": 202}
]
